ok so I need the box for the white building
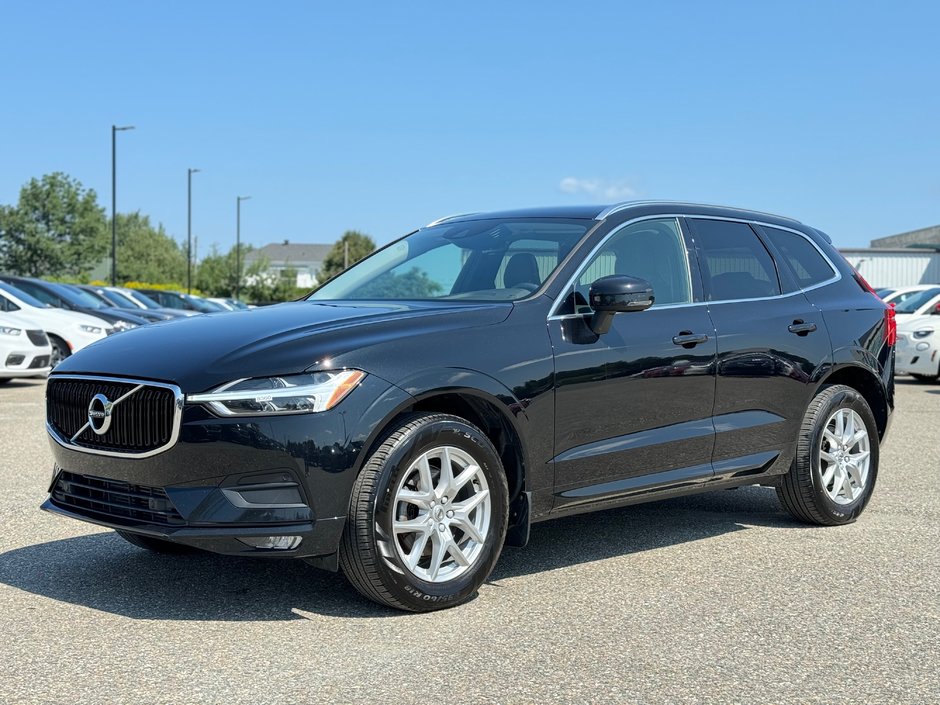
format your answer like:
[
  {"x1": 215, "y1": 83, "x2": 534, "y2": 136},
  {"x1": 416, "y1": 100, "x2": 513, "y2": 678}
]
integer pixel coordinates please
[
  {"x1": 243, "y1": 241, "x2": 332, "y2": 289},
  {"x1": 839, "y1": 248, "x2": 940, "y2": 289}
]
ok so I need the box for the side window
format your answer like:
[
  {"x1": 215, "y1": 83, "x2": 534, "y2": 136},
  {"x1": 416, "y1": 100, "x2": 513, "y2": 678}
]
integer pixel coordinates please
[
  {"x1": 0, "y1": 295, "x2": 20, "y2": 312},
  {"x1": 691, "y1": 219, "x2": 781, "y2": 301},
  {"x1": 576, "y1": 218, "x2": 692, "y2": 306},
  {"x1": 760, "y1": 226, "x2": 836, "y2": 289}
]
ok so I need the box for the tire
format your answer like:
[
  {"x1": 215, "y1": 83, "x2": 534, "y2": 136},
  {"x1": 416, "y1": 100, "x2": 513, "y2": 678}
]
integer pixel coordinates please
[
  {"x1": 776, "y1": 384, "x2": 879, "y2": 526},
  {"x1": 116, "y1": 530, "x2": 196, "y2": 554},
  {"x1": 0, "y1": 378, "x2": 11, "y2": 386},
  {"x1": 340, "y1": 413, "x2": 509, "y2": 612},
  {"x1": 48, "y1": 335, "x2": 70, "y2": 368}
]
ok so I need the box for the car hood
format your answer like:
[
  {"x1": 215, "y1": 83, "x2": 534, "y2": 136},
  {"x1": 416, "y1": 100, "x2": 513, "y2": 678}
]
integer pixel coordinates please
[
  {"x1": 15, "y1": 305, "x2": 112, "y2": 333},
  {"x1": 53, "y1": 299, "x2": 512, "y2": 392}
]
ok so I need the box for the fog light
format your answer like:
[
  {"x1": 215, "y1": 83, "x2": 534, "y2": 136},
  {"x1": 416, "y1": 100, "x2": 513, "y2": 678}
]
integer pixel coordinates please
[{"x1": 237, "y1": 536, "x2": 302, "y2": 550}]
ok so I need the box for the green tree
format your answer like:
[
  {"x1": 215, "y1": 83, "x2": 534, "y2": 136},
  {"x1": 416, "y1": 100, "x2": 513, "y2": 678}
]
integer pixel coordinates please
[
  {"x1": 317, "y1": 230, "x2": 376, "y2": 282},
  {"x1": 355, "y1": 268, "x2": 442, "y2": 298},
  {"x1": 114, "y1": 211, "x2": 187, "y2": 284},
  {"x1": 195, "y1": 244, "x2": 246, "y2": 297},
  {"x1": 0, "y1": 173, "x2": 107, "y2": 277}
]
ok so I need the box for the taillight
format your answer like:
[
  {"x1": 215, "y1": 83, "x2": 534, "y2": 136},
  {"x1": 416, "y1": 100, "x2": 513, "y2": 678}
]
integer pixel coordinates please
[{"x1": 885, "y1": 303, "x2": 897, "y2": 346}]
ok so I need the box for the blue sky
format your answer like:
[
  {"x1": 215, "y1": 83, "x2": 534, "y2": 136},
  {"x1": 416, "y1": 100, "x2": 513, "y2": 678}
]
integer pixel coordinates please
[{"x1": 1, "y1": 1, "x2": 937, "y2": 251}]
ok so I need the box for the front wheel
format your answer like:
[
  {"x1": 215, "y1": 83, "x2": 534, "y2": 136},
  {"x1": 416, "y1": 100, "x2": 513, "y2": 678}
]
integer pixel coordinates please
[
  {"x1": 777, "y1": 384, "x2": 879, "y2": 525},
  {"x1": 340, "y1": 413, "x2": 509, "y2": 612}
]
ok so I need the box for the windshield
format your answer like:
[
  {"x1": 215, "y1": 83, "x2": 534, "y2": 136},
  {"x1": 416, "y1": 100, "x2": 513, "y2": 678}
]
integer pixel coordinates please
[
  {"x1": 49, "y1": 282, "x2": 108, "y2": 309},
  {"x1": 98, "y1": 289, "x2": 134, "y2": 307},
  {"x1": 895, "y1": 287, "x2": 940, "y2": 314},
  {"x1": 0, "y1": 281, "x2": 50, "y2": 309},
  {"x1": 185, "y1": 295, "x2": 223, "y2": 312},
  {"x1": 308, "y1": 218, "x2": 591, "y2": 302},
  {"x1": 123, "y1": 289, "x2": 161, "y2": 309}
]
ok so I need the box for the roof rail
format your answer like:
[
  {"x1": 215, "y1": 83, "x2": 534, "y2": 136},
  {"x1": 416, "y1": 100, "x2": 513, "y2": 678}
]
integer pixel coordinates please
[
  {"x1": 426, "y1": 212, "x2": 479, "y2": 227},
  {"x1": 595, "y1": 200, "x2": 802, "y2": 224}
]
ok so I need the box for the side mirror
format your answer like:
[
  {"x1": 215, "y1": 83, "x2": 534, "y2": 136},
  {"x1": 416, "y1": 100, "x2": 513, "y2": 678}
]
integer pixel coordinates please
[
  {"x1": 932, "y1": 303, "x2": 940, "y2": 315},
  {"x1": 588, "y1": 275, "x2": 655, "y2": 335}
]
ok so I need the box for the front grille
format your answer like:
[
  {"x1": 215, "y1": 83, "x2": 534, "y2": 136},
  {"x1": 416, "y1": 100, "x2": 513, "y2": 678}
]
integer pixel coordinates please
[
  {"x1": 47, "y1": 376, "x2": 179, "y2": 455},
  {"x1": 51, "y1": 471, "x2": 183, "y2": 526},
  {"x1": 29, "y1": 355, "x2": 50, "y2": 369},
  {"x1": 26, "y1": 329, "x2": 48, "y2": 346}
]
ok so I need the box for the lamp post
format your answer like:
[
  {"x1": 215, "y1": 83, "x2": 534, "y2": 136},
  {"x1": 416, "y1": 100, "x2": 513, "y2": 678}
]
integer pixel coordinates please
[
  {"x1": 236, "y1": 195, "x2": 251, "y2": 299},
  {"x1": 111, "y1": 125, "x2": 135, "y2": 285},
  {"x1": 187, "y1": 168, "x2": 201, "y2": 294}
]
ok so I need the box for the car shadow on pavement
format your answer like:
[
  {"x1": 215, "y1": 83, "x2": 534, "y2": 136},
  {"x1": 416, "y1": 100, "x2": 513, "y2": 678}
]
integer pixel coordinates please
[{"x1": 0, "y1": 486, "x2": 799, "y2": 621}]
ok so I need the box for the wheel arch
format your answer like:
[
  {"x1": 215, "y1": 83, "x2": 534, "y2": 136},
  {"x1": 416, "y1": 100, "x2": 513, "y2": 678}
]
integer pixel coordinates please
[
  {"x1": 817, "y1": 363, "x2": 889, "y2": 439},
  {"x1": 358, "y1": 370, "x2": 531, "y2": 506}
]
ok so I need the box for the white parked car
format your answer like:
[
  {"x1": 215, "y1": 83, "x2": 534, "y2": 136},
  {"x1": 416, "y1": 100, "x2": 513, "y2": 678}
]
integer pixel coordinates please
[
  {"x1": 896, "y1": 314, "x2": 940, "y2": 382},
  {"x1": 883, "y1": 284, "x2": 940, "y2": 307},
  {"x1": 0, "y1": 312, "x2": 53, "y2": 383},
  {"x1": 891, "y1": 286, "x2": 940, "y2": 324},
  {"x1": 0, "y1": 281, "x2": 111, "y2": 366}
]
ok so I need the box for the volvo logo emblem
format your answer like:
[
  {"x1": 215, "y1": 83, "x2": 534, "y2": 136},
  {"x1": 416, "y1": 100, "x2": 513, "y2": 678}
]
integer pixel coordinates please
[{"x1": 87, "y1": 393, "x2": 114, "y2": 435}]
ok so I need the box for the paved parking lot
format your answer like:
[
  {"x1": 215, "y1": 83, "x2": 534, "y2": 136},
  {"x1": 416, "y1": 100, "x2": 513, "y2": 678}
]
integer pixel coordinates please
[{"x1": 0, "y1": 377, "x2": 937, "y2": 704}]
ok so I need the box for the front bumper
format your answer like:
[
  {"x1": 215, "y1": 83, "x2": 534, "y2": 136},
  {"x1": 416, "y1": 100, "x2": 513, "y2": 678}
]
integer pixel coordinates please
[
  {"x1": 895, "y1": 335, "x2": 938, "y2": 376},
  {"x1": 42, "y1": 374, "x2": 413, "y2": 559}
]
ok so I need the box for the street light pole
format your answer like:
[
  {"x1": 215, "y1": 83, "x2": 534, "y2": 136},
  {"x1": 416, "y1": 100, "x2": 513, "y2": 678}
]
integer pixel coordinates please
[
  {"x1": 111, "y1": 124, "x2": 135, "y2": 286},
  {"x1": 187, "y1": 168, "x2": 201, "y2": 294},
  {"x1": 236, "y1": 196, "x2": 251, "y2": 299}
]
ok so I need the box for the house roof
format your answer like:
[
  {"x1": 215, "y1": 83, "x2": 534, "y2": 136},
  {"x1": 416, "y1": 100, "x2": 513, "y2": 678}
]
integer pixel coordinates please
[{"x1": 244, "y1": 242, "x2": 332, "y2": 265}]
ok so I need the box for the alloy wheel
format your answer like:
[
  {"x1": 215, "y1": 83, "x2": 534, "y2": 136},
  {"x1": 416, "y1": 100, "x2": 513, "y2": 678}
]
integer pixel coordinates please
[
  {"x1": 391, "y1": 445, "x2": 491, "y2": 583},
  {"x1": 818, "y1": 408, "x2": 871, "y2": 505}
]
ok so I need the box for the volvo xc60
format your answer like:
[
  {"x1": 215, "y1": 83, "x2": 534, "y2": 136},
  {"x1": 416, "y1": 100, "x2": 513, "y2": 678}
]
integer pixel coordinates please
[{"x1": 42, "y1": 202, "x2": 895, "y2": 611}]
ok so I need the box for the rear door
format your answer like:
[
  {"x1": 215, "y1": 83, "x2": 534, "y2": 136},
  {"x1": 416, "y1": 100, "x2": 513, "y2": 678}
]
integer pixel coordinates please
[{"x1": 686, "y1": 218, "x2": 832, "y2": 480}]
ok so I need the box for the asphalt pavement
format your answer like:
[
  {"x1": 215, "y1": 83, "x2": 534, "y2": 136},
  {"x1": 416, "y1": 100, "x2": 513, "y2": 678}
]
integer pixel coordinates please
[{"x1": 0, "y1": 377, "x2": 937, "y2": 704}]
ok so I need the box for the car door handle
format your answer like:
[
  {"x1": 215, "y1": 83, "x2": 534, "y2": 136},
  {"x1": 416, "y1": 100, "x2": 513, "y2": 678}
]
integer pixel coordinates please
[
  {"x1": 788, "y1": 321, "x2": 817, "y2": 336},
  {"x1": 672, "y1": 332, "x2": 709, "y2": 348}
]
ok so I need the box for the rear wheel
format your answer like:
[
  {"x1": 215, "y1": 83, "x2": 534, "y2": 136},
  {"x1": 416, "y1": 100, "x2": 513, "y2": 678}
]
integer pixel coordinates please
[
  {"x1": 340, "y1": 413, "x2": 509, "y2": 612},
  {"x1": 116, "y1": 530, "x2": 196, "y2": 554},
  {"x1": 777, "y1": 384, "x2": 879, "y2": 525}
]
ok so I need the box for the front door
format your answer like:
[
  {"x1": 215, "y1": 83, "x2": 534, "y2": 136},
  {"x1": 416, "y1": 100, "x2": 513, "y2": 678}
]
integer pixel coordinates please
[{"x1": 548, "y1": 217, "x2": 717, "y2": 510}]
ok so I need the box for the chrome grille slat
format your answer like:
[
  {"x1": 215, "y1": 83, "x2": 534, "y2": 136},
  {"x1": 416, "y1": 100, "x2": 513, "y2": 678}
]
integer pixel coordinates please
[{"x1": 46, "y1": 375, "x2": 183, "y2": 458}]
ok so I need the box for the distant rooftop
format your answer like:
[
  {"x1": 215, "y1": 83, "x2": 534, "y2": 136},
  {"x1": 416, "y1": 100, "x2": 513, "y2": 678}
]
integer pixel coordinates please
[
  {"x1": 244, "y1": 241, "x2": 332, "y2": 264},
  {"x1": 871, "y1": 224, "x2": 940, "y2": 249}
]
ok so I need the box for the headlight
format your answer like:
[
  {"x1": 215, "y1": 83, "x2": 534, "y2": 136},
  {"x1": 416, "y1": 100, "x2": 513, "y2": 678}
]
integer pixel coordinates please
[
  {"x1": 913, "y1": 330, "x2": 934, "y2": 339},
  {"x1": 188, "y1": 370, "x2": 367, "y2": 416},
  {"x1": 0, "y1": 326, "x2": 22, "y2": 336},
  {"x1": 111, "y1": 320, "x2": 138, "y2": 332},
  {"x1": 79, "y1": 324, "x2": 103, "y2": 334}
]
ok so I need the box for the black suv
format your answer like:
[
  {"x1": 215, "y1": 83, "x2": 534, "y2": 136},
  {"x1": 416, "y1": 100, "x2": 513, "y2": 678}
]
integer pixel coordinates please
[{"x1": 43, "y1": 202, "x2": 895, "y2": 612}]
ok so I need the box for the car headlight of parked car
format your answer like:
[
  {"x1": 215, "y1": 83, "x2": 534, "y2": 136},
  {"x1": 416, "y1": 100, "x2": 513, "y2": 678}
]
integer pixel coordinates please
[
  {"x1": 110, "y1": 320, "x2": 138, "y2": 332},
  {"x1": 188, "y1": 369, "x2": 367, "y2": 416},
  {"x1": 0, "y1": 326, "x2": 22, "y2": 336},
  {"x1": 78, "y1": 324, "x2": 103, "y2": 335},
  {"x1": 912, "y1": 329, "x2": 934, "y2": 339}
]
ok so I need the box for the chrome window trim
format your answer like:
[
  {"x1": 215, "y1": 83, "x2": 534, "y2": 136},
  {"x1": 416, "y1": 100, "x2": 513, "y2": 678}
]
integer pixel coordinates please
[
  {"x1": 46, "y1": 374, "x2": 184, "y2": 459},
  {"x1": 753, "y1": 221, "x2": 842, "y2": 294},
  {"x1": 548, "y1": 214, "x2": 694, "y2": 318},
  {"x1": 548, "y1": 213, "x2": 842, "y2": 319}
]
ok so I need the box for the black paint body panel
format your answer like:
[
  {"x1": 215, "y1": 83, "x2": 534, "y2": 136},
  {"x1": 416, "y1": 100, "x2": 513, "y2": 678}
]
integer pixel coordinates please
[{"x1": 43, "y1": 202, "x2": 894, "y2": 559}]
